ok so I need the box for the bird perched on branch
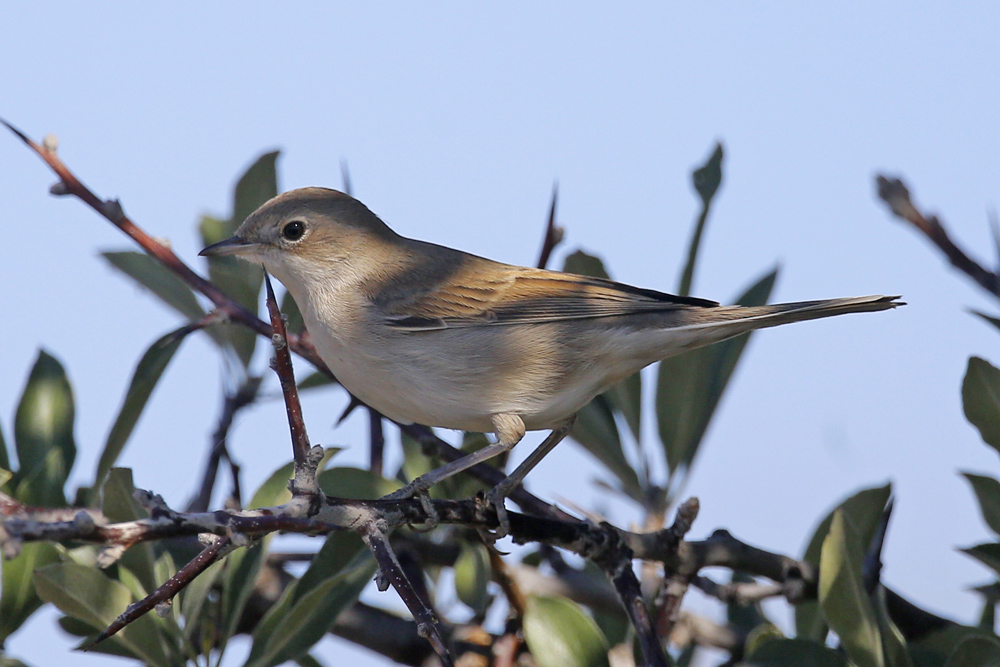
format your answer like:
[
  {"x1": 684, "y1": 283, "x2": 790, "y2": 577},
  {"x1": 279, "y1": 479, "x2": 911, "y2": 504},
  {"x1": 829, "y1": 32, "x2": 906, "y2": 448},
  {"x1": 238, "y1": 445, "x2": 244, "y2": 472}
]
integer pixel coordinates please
[{"x1": 201, "y1": 187, "x2": 901, "y2": 534}]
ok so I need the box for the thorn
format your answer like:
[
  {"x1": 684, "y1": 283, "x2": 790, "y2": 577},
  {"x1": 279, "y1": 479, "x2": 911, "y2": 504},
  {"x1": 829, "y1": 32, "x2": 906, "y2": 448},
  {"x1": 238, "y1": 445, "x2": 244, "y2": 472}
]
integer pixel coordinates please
[
  {"x1": 337, "y1": 395, "x2": 363, "y2": 424},
  {"x1": 102, "y1": 198, "x2": 125, "y2": 223},
  {"x1": 0, "y1": 117, "x2": 31, "y2": 144},
  {"x1": 72, "y1": 510, "x2": 96, "y2": 530}
]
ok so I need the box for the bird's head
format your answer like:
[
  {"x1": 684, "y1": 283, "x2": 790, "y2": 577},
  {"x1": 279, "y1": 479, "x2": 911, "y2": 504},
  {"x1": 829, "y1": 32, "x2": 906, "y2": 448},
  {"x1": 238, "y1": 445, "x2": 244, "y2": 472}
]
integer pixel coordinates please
[{"x1": 199, "y1": 187, "x2": 400, "y2": 292}]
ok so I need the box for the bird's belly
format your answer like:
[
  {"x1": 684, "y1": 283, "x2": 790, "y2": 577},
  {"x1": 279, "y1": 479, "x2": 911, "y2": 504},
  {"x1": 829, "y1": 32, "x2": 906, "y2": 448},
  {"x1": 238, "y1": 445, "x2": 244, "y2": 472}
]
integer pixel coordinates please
[{"x1": 307, "y1": 322, "x2": 593, "y2": 433}]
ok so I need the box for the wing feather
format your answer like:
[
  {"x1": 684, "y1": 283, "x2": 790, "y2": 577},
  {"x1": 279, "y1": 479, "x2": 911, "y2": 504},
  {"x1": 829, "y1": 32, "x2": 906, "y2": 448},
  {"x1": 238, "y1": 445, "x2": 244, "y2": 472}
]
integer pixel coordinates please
[{"x1": 382, "y1": 262, "x2": 718, "y2": 331}]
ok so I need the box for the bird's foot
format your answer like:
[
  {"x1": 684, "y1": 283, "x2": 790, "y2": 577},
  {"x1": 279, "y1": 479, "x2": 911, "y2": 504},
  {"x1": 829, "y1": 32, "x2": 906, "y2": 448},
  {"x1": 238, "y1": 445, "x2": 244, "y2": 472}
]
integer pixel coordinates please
[
  {"x1": 480, "y1": 486, "x2": 512, "y2": 540},
  {"x1": 386, "y1": 482, "x2": 439, "y2": 532}
]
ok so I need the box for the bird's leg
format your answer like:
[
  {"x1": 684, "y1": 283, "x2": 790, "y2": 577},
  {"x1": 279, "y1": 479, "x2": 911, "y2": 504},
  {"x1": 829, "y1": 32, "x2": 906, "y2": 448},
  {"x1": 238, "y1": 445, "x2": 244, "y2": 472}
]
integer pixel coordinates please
[
  {"x1": 386, "y1": 414, "x2": 526, "y2": 529},
  {"x1": 485, "y1": 416, "x2": 575, "y2": 538}
]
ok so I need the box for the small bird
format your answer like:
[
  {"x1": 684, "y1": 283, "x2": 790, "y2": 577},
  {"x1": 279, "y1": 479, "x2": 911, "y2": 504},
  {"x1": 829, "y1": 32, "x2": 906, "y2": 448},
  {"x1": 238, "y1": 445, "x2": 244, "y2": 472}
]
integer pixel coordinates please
[{"x1": 201, "y1": 187, "x2": 901, "y2": 532}]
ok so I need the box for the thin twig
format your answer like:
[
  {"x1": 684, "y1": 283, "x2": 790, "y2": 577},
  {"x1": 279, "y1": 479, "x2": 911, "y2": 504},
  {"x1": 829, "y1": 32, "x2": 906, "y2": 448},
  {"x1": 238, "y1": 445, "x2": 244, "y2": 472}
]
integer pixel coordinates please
[
  {"x1": 361, "y1": 521, "x2": 454, "y2": 667},
  {"x1": 189, "y1": 377, "x2": 261, "y2": 512},
  {"x1": 0, "y1": 489, "x2": 955, "y2": 642},
  {"x1": 589, "y1": 522, "x2": 668, "y2": 667},
  {"x1": 691, "y1": 576, "x2": 784, "y2": 605},
  {"x1": 86, "y1": 536, "x2": 231, "y2": 649},
  {"x1": 264, "y1": 273, "x2": 311, "y2": 467},
  {"x1": 368, "y1": 407, "x2": 385, "y2": 477},
  {"x1": 653, "y1": 499, "x2": 700, "y2": 642},
  {"x1": 876, "y1": 174, "x2": 1000, "y2": 299}
]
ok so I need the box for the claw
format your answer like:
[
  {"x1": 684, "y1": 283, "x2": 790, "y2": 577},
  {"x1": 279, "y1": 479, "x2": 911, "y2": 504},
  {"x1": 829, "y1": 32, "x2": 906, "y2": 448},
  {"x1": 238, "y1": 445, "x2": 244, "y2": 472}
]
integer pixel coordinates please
[
  {"x1": 387, "y1": 482, "x2": 439, "y2": 532},
  {"x1": 479, "y1": 487, "x2": 511, "y2": 540},
  {"x1": 411, "y1": 490, "x2": 440, "y2": 532}
]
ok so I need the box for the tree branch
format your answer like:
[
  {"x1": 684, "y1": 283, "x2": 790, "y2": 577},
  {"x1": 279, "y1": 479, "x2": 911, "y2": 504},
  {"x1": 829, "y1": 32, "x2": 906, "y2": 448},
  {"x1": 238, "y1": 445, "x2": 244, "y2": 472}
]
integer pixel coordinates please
[{"x1": 876, "y1": 174, "x2": 1000, "y2": 299}]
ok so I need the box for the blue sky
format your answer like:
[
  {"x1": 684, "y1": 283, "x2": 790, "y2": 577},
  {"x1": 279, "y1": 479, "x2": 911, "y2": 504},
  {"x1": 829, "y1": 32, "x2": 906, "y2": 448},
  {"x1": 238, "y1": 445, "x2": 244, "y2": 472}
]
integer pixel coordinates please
[{"x1": 3, "y1": 5, "x2": 1000, "y2": 666}]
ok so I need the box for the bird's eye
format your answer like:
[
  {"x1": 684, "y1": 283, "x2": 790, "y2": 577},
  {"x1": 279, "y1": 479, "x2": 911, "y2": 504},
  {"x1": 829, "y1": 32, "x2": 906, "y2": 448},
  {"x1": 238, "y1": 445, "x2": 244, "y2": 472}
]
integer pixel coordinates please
[{"x1": 282, "y1": 221, "x2": 306, "y2": 241}]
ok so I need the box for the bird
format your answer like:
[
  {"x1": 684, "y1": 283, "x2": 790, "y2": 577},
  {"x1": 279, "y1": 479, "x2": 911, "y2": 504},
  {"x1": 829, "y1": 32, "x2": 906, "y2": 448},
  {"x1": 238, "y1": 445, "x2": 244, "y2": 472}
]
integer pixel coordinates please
[{"x1": 201, "y1": 187, "x2": 901, "y2": 533}]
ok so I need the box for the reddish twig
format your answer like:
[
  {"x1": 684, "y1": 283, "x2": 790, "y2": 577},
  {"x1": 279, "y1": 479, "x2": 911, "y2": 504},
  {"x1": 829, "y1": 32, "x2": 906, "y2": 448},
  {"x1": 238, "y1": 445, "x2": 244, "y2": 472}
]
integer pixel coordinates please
[
  {"x1": 86, "y1": 536, "x2": 231, "y2": 649},
  {"x1": 362, "y1": 522, "x2": 454, "y2": 667},
  {"x1": 876, "y1": 175, "x2": 1000, "y2": 299},
  {"x1": 264, "y1": 273, "x2": 311, "y2": 466}
]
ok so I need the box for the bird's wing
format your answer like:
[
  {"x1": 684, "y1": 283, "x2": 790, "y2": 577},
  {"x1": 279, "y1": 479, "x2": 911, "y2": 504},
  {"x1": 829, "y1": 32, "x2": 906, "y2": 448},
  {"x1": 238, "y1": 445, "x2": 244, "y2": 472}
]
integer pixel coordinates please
[{"x1": 382, "y1": 263, "x2": 718, "y2": 331}]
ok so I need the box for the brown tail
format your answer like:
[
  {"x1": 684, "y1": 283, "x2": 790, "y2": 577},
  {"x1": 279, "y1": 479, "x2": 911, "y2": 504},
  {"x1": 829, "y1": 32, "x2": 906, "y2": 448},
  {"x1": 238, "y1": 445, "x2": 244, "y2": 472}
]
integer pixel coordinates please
[
  {"x1": 654, "y1": 295, "x2": 903, "y2": 357},
  {"x1": 720, "y1": 295, "x2": 904, "y2": 329}
]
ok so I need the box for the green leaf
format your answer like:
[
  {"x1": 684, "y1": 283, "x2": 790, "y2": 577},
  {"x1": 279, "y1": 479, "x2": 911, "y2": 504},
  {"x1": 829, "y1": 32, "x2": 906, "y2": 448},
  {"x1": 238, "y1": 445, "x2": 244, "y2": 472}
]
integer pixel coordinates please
[
  {"x1": 0, "y1": 419, "x2": 10, "y2": 475},
  {"x1": 944, "y1": 635, "x2": 1000, "y2": 667},
  {"x1": 14, "y1": 350, "x2": 76, "y2": 506},
  {"x1": 746, "y1": 638, "x2": 849, "y2": 666},
  {"x1": 199, "y1": 217, "x2": 261, "y2": 368},
  {"x1": 281, "y1": 289, "x2": 306, "y2": 336},
  {"x1": 247, "y1": 534, "x2": 375, "y2": 667},
  {"x1": 0, "y1": 541, "x2": 59, "y2": 647},
  {"x1": 910, "y1": 626, "x2": 995, "y2": 667},
  {"x1": 100, "y1": 468, "x2": 157, "y2": 594},
  {"x1": 33, "y1": 562, "x2": 171, "y2": 666},
  {"x1": 692, "y1": 142, "x2": 725, "y2": 208},
  {"x1": 220, "y1": 539, "x2": 270, "y2": 651},
  {"x1": 658, "y1": 268, "x2": 777, "y2": 476},
  {"x1": 153, "y1": 551, "x2": 179, "y2": 625},
  {"x1": 745, "y1": 623, "x2": 785, "y2": 657},
  {"x1": 295, "y1": 533, "x2": 367, "y2": 602},
  {"x1": 199, "y1": 151, "x2": 279, "y2": 368},
  {"x1": 102, "y1": 251, "x2": 205, "y2": 322},
  {"x1": 962, "y1": 543, "x2": 1000, "y2": 576},
  {"x1": 455, "y1": 541, "x2": 491, "y2": 615},
  {"x1": 248, "y1": 460, "x2": 295, "y2": 509},
  {"x1": 179, "y1": 558, "x2": 225, "y2": 647},
  {"x1": 233, "y1": 151, "x2": 280, "y2": 227},
  {"x1": 964, "y1": 357, "x2": 1000, "y2": 456},
  {"x1": 561, "y1": 250, "x2": 644, "y2": 493},
  {"x1": 298, "y1": 371, "x2": 335, "y2": 391},
  {"x1": 872, "y1": 587, "x2": 913, "y2": 667},
  {"x1": 819, "y1": 510, "x2": 883, "y2": 667},
  {"x1": 678, "y1": 142, "x2": 725, "y2": 296},
  {"x1": 523, "y1": 595, "x2": 610, "y2": 667},
  {"x1": 562, "y1": 250, "x2": 610, "y2": 280},
  {"x1": 605, "y1": 373, "x2": 642, "y2": 444},
  {"x1": 571, "y1": 395, "x2": 642, "y2": 500},
  {"x1": 94, "y1": 328, "x2": 186, "y2": 496},
  {"x1": 963, "y1": 473, "x2": 1000, "y2": 536},
  {"x1": 797, "y1": 483, "x2": 892, "y2": 640},
  {"x1": 317, "y1": 466, "x2": 401, "y2": 499}
]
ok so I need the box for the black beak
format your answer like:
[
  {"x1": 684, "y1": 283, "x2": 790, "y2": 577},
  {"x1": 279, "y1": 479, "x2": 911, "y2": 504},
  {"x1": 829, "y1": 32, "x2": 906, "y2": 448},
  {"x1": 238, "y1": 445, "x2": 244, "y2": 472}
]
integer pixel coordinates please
[{"x1": 199, "y1": 236, "x2": 257, "y2": 257}]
